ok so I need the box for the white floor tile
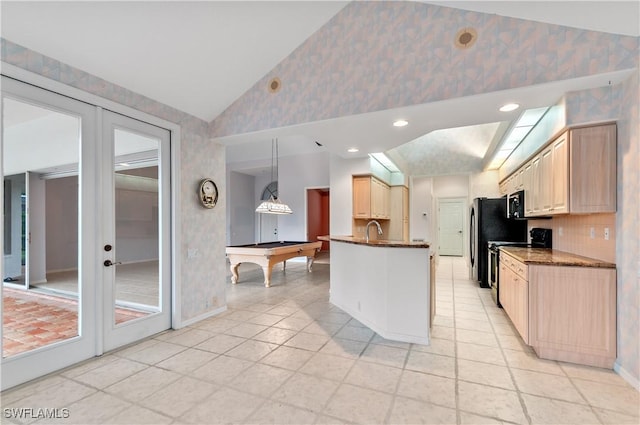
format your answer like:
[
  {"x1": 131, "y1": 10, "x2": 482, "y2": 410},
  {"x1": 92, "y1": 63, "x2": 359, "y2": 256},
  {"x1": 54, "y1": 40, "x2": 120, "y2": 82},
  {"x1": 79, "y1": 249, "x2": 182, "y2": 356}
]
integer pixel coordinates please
[{"x1": 5, "y1": 259, "x2": 637, "y2": 425}]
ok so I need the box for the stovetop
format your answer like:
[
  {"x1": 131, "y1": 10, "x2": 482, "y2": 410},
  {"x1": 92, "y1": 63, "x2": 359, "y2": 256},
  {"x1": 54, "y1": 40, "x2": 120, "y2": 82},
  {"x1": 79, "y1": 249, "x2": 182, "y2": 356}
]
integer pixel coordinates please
[{"x1": 487, "y1": 241, "x2": 532, "y2": 249}]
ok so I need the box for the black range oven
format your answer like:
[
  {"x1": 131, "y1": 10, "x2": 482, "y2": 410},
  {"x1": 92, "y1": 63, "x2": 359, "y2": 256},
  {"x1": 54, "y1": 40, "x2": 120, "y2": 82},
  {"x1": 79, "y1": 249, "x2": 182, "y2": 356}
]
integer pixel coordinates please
[{"x1": 488, "y1": 228, "x2": 552, "y2": 307}]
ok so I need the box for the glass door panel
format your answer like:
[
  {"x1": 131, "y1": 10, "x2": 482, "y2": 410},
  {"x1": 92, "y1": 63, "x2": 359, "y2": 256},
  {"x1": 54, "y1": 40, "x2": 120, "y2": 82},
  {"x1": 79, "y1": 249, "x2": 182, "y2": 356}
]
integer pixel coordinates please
[
  {"x1": 2, "y1": 97, "x2": 80, "y2": 357},
  {"x1": 1, "y1": 76, "x2": 96, "y2": 390},
  {"x1": 102, "y1": 111, "x2": 170, "y2": 351}
]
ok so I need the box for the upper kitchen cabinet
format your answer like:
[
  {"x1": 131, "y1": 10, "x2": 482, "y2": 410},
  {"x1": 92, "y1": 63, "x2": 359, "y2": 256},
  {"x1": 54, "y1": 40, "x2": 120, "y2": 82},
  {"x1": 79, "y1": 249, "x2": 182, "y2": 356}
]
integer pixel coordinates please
[
  {"x1": 504, "y1": 123, "x2": 616, "y2": 217},
  {"x1": 352, "y1": 175, "x2": 390, "y2": 220},
  {"x1": 570, "y1": 124, "x2": 617, "y2": 213}
]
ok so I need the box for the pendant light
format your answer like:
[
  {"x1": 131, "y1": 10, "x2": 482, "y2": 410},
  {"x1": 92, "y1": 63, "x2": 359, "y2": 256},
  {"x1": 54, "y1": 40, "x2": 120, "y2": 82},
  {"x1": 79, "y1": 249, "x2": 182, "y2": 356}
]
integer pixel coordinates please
[{"x1": 256, "y1": 138, "x2": 292, "y2": 215}]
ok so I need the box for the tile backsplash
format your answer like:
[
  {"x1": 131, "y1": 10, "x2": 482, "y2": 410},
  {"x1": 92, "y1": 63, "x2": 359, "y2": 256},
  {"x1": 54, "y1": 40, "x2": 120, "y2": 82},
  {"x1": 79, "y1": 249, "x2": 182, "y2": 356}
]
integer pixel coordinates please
[{"x1": 529, "y1": 214, "x2": 616, "y2": 263}]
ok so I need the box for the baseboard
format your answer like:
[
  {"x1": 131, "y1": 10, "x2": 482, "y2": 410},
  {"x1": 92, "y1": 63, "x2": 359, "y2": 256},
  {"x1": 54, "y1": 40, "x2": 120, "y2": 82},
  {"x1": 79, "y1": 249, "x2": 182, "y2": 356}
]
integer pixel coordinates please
[
  {"x1": 614, "y1": 361, "x2": 640, "y2": 391},
  {"x1": 176, "y1": 305, "x2": 227, "y2": 329}
]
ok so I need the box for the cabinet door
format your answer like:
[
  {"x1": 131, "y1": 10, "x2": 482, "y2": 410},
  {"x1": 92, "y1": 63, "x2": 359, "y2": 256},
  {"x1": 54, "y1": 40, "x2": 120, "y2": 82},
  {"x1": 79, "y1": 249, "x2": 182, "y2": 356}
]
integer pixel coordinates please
[
  {"x1": 523, "y1": 162, "x2": 533, "y2": 215},
  {"x1": 529, "y1": 266, "x2": 616, "y2": 367},
  {"x1": 373, "y1": 178, "x2": 384, "y2": 218},
  {"x1": 551, "y1": 132, "x2": 569, "y2": 214},
  {"x1": 570, "y1": 125, "x2": 617, "y2": 213},
  {"x1": 353, "y1": 177, "x2": 371, "y2": 218},
  {"x1": 538, "y1": 148, "x2": 553, "y2": 212},
  {"x1": 499, "y1": 264, "x2": 511, "y2": 309},
  {"x1": 514, "y1": 275, "x2": 529, "y2": 344},
  {"x1": 382, "y1": 182, "x2": 390, "y2": 219},
  {"x1": 530, "y1": 156, "x2": 541, "y2": 215}
]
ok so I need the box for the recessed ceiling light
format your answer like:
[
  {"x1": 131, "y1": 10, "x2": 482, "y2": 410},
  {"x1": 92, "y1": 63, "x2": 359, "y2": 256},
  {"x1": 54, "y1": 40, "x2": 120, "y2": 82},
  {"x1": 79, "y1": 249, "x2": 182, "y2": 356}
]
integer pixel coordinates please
[
  {"x1": 118, "y1": 162, "x2": 130, "y2": 167},
  {"x1": 347, "y1": 147, "x2": 359, "y2": 153},
  {"x1": 499, "y1": 103, "x2": 520, "y2": 112},
  {"x1": 393, "y1": 119, "x2": 409, "y2": 127}
]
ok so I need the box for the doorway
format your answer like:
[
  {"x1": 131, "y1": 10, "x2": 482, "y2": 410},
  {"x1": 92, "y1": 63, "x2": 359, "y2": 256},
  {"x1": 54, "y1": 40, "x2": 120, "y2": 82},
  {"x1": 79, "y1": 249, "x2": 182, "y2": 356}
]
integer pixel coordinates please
[
  {"x1": 306, "y1": 188, "x2": 330, "y2": 251},
  {"x1": 438, "y1": 197, "x2": 465, "y2": 256},
  {"x1": 1, "y1": 77, "x2": 172, "y2": 389}
]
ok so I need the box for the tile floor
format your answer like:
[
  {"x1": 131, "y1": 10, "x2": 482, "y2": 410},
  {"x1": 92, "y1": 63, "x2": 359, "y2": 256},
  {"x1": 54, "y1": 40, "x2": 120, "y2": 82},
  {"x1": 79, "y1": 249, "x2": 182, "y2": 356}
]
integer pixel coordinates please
[{"x1": 2, "y1": 256, "x2": 638, "y2": 424}]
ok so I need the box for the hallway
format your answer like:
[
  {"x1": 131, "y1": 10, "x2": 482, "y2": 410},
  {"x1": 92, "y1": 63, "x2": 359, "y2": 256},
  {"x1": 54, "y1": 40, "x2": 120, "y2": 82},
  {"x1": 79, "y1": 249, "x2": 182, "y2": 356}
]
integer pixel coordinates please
[{"x1": 1, "y1": 257, "x2": 638, "y2": 424}]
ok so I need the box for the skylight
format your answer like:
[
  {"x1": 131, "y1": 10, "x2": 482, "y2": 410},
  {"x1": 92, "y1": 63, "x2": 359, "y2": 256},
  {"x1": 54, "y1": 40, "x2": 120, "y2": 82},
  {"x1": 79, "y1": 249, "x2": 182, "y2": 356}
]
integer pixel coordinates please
[
  {"x1": 488, "y1": 107, "x2": 549, "y2": 170},
  {"x1": 369, "y1": 152, "x2": 400, "y2": 173}
]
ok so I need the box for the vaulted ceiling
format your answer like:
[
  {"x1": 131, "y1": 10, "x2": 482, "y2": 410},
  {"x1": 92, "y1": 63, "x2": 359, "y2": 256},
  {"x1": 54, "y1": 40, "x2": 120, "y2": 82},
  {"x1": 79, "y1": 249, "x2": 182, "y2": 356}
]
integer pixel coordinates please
[{"x1": 2, "y1": 1, "x2": 638, "y2": 176}]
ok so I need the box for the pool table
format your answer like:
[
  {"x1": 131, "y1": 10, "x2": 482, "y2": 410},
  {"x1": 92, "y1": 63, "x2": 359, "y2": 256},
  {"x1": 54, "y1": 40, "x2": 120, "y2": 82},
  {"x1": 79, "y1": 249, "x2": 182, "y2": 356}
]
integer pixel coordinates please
[{"x1": 225, "y1": 241, "x2": 323, "y2": 287}]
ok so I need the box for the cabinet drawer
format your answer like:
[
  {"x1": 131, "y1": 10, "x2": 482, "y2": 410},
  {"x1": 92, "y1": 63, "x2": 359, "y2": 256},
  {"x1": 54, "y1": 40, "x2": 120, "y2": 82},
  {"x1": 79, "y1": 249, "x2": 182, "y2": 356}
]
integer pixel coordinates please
[{"x1": 502, "y1": 253, "x2": 527, "y2": 280}]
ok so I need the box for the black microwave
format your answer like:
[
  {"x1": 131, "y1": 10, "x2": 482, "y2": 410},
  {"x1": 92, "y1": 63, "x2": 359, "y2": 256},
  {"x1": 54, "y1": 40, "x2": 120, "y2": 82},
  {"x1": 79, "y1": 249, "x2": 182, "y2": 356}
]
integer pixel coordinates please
[{"x1": 507, "y1": 190, "x2": 525, "y2": 219}]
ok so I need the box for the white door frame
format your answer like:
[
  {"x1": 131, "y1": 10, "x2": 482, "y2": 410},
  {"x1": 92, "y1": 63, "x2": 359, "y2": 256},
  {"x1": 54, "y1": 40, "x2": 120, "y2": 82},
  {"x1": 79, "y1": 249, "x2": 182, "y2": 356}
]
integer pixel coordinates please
[{"x1": 1, "y1": 65, "x2": 182, "y2": 390}]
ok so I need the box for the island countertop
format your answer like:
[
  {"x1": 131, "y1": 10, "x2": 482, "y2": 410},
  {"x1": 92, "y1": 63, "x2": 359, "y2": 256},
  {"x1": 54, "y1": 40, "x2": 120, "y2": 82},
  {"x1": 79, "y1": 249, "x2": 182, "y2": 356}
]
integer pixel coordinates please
[
  {"x1": 318, "y1": 235, "x2": 430, "y2": 248},
  {"x1": 499, "y1": 247, "x2": 616, "y2": 269}
]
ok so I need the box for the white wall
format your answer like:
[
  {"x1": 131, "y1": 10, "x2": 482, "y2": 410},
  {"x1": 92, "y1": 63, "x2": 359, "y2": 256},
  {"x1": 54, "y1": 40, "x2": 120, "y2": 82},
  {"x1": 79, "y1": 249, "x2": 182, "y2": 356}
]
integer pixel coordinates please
[
  {"x1": 329, "y1": 155, "x2": 370, "y2": 236},
  {"x1": 409, "y1": 176, "x2": 433, "y2": 242},
  {"x1": 227, "y1": 171, "x2": 256, "y2": 245},
  {"x1": 278, "y1": 151, "x2": 330, "y2": 241},
  {"x1": 254, "y1": 170, "x2": 274, "y2": 241},
  {"x1": 469, "y1": 170, "x2": 501, "y2": 200},
  {"x1": 45, "y1": 176, "x2": 78, "y2": 272},
  {"x1": 226, "y1": 151, "x2": 330, "y2": 243}
]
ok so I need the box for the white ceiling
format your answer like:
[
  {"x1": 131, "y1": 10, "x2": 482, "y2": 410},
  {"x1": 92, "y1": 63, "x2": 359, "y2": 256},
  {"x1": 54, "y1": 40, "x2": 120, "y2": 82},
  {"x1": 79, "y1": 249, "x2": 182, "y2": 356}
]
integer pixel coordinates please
[
  {"x1": 1, "y1": 1, "x2": 349, "y2": 122},
  {"x1": 2, "y1": 1, "x2": 638, "y2": 177}
]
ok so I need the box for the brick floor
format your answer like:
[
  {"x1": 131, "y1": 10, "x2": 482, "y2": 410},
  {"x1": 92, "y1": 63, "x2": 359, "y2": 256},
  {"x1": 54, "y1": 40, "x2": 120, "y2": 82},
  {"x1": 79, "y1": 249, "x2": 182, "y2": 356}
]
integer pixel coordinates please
[{"x1": 2, "y1": 288, "x2": 148, "y2": 357}]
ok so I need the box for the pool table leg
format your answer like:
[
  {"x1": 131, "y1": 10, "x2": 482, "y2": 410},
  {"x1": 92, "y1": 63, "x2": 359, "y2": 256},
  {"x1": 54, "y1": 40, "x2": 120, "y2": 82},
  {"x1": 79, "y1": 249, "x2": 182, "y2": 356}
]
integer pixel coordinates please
[
  {"x1": 262, "y1": 266, "x2": 272, "y2": 287},
  {"x1": 230, "y1": 263, "x2": 240, "y2": 284}
]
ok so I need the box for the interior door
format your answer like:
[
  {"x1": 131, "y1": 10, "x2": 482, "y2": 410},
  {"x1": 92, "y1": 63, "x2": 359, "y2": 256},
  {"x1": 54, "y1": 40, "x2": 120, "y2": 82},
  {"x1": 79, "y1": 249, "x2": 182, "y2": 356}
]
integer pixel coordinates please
[
  {"x1": 101, "y1": 110, "x2": 171, "y2": 351},
  {"x1": 438, "y1": 198, "x2": 465, "y2": 256},
  {"x1": 1, "y1": 76, "x2": 97, "y2": 390}
]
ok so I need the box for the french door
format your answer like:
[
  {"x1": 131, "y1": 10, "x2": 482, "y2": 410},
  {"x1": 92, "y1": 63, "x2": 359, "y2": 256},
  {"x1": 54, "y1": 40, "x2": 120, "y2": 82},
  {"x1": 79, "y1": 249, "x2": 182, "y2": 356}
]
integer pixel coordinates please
[
  {"x1": 1, "y1": 77, "x2": 171, "y2": 390},
  {"x1": 101, "y1": 110, "x2": 171, "y2": 351}
]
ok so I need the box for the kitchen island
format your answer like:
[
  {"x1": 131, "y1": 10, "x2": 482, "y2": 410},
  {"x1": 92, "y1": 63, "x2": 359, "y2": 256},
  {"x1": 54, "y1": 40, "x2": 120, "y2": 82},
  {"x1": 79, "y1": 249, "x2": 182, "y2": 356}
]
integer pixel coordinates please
[{"x1": 323, "y1": 236, "x2": 432, "y2": 345}]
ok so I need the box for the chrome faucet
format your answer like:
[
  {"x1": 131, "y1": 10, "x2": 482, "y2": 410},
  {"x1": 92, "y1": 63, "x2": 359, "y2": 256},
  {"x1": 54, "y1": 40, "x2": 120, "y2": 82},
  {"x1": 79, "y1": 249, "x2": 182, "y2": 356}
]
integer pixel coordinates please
[{"x1": 365, "y1": 220, "x2": 383, "y2": 243}]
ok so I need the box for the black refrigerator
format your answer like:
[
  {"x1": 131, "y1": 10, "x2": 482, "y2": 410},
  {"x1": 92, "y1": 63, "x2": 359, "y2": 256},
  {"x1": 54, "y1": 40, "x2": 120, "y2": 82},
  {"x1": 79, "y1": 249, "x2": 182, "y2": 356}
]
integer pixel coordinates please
[{"x1": 470, "y1": 197, "x2": 527, "y2": 287}]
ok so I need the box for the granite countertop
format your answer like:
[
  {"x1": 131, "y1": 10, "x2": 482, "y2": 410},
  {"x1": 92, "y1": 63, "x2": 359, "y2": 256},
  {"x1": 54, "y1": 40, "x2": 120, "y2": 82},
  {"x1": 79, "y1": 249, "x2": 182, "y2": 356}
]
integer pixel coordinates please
[
  {"x1": 499, "y1": 247, "x2": 616, "y2": 269},
  {"x1": 318, "y1": 235, "x2": 430, "y2": 249}
]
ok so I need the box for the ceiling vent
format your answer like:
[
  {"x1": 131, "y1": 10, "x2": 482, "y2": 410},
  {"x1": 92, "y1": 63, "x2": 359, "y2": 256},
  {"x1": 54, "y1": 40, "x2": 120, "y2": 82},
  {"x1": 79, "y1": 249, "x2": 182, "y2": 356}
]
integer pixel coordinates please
[
  {"x1": 268, "y1": 77, "x2": 282, "y2": 93},
  {"x1": 455, "y1": 28, "x2": 477, "y2": 49}
]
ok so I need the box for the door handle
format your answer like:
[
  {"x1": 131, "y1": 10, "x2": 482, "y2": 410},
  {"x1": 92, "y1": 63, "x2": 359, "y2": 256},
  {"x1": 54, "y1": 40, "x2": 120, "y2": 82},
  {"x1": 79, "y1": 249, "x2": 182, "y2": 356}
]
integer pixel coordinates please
[
  {"x1": 104, "y1": 260, "x2": 122, "y2": 267},
  {"x1": 458, "y1": 231, "x2": 463, "y2": 233}
]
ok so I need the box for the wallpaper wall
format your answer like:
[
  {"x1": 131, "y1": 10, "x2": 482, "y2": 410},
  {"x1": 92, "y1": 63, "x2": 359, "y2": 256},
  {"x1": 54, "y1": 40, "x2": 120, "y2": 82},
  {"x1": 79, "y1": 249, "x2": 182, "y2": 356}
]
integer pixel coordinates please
[
  {"x1": 616, "y1": 70, "x2": 639, "y2": 384},
  {"x1": 211, "y1": 1, "x2": 638, "y2": 137},
  {"x1": 1, "y1": 38, "x2": 228, "y2": 324},
  {"x1": 209, "y1": 0, "x2": 639, "y2": 387}
]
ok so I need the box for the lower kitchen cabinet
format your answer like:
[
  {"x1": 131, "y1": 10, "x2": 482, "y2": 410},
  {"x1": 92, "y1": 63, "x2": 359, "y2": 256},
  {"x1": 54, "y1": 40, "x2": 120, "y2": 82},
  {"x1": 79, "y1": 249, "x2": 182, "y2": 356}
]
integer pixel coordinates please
[
  {"x1": 499, "y1": 256, "x2": 529, "y2": 344},
  {"x1": 499, "y1": 252, "x2": 616, "y2": 368},
  {"x1": 528, "y1": 265, "x2": 616, "y2": 368}
]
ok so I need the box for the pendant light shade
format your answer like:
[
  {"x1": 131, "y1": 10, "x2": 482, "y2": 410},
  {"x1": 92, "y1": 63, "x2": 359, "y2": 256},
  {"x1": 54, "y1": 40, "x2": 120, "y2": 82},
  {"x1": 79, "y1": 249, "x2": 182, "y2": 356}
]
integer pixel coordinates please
[
  {"x1": 256, "y1": 138, "x2": 292, "y2": 215},
  {"x1": 255, "y1": 195, "x2": 293, "y2": 214}
]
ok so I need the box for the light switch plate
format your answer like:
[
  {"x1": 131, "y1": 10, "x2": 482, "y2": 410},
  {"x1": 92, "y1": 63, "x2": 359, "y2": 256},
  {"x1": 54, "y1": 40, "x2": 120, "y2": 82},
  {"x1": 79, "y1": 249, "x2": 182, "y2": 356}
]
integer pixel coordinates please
[{"x1": 590, "y1": 227, "x2": 595, "y2": 239}]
